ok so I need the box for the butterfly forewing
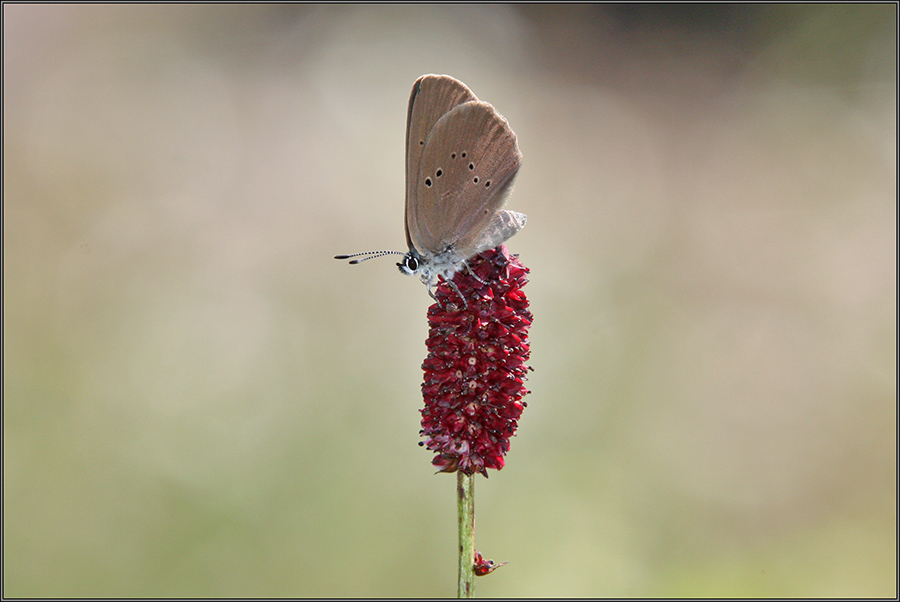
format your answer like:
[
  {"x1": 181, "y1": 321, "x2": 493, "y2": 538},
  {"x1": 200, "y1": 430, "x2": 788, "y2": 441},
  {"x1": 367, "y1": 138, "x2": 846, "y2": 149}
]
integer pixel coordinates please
[
  {"x1": 405, "y1": 75, "x2": 477, "y2": 253},
  {"x1": 412, "y1": 100, "x2": 521, "y2": 258}
]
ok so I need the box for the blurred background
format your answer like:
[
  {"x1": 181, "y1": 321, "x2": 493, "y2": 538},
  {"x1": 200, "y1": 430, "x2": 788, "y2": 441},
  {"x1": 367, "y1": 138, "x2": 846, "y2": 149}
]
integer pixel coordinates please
[{"x1": 3, "y1": 4, "x2": 896, "y2": 597}]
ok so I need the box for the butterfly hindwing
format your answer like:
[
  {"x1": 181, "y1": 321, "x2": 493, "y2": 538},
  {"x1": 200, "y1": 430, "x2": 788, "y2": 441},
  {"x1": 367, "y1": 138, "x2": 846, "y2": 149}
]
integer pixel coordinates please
[{"x1": 412, "y1": 100, "x2": 521, "y2": 259}]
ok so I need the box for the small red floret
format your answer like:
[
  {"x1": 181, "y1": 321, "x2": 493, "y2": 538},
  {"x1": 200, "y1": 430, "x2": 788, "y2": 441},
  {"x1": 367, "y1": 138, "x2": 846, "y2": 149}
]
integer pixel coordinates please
[{"x1": 473, "y1": 550, "x2": 508, "y2": 576}]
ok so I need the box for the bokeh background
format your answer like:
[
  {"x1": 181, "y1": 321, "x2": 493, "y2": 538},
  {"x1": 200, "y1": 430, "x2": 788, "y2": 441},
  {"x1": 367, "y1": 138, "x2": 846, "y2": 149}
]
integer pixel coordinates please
[{"x1": 4, "y1": 4, "x2": 896, "y2": 598}]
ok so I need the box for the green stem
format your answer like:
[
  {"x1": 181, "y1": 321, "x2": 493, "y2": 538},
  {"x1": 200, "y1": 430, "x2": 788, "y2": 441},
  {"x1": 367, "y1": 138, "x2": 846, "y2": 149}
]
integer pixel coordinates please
[{"x1": 457, "y1": 471, "x2": 475, "y2": 598}]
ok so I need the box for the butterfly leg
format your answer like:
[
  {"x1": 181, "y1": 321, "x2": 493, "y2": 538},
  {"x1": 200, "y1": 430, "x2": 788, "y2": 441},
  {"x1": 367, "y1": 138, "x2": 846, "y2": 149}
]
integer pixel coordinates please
[
  {"x1": 446, "y1": 279, "x2": 468, "y2": 310},
  {"x1": 429, "y1": 278, "x2": 467, "y2": 310},
  {"x1": 464, "y1": 262, "x2": 487, "y2": 285}
]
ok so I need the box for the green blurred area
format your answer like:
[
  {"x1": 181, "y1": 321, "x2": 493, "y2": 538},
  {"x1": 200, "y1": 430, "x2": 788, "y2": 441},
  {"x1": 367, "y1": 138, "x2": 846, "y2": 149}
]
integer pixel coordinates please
[{"x1": 4, "y1": 4, "x2": 896, "y2": 597}]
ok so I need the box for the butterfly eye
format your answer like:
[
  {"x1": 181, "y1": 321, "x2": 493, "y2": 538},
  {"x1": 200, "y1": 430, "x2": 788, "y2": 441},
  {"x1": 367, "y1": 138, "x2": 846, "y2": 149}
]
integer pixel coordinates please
[{"x1": 397, "y1": 253, "x2": 420, "y2": 276}]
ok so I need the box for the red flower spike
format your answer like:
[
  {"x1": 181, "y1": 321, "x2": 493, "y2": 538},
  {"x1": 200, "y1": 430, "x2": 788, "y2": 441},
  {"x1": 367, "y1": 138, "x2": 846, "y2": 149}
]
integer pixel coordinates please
[
  {"x1": 473, "y1": 550, "x2": 508, "y2": 576},
  {"x1": 419, "y1": 245, "x2": 532, "y2": 477}
]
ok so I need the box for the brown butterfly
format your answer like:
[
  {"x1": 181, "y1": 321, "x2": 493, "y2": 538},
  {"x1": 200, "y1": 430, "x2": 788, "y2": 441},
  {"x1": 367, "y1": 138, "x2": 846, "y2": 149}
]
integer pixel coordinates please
[{"x1": 336, "y1": 74, "x2": 525, "y2": 303}]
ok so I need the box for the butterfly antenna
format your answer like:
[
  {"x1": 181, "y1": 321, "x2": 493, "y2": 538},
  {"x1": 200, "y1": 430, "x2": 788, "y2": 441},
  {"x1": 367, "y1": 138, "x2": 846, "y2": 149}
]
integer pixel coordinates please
[{"x1": 334, "y1": 250, "x2": 406, "y2": 265}]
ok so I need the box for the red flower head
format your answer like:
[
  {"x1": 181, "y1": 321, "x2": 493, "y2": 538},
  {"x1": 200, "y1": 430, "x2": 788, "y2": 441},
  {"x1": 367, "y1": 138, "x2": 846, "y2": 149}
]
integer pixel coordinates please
[{"x1": 418, "y1": 245, "x2": 532, "y2": 477}]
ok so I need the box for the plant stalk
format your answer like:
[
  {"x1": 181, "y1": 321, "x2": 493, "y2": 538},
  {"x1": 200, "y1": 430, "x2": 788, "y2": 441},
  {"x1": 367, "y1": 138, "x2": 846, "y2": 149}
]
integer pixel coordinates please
[{"x1": 457, "y1": 471, "x2": 475, "y2": 598}]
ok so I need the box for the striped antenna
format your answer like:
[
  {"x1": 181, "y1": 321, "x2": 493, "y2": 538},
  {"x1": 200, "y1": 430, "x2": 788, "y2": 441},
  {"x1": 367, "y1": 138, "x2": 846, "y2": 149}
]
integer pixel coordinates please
[{"x1": 334, "y1": 250, "x2": 406, "y2": 265}]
